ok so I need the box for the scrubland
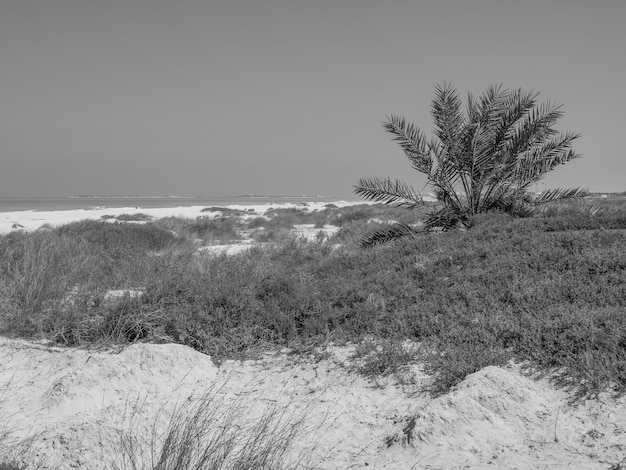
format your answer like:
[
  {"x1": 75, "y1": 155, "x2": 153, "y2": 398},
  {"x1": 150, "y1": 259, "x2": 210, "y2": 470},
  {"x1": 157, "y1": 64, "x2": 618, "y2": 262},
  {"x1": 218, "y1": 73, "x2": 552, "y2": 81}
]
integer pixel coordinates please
[
  {"x1": 1, "y1": 198, "x2": 626, "y2": 468},
  {"x1": 1, "y1": 199, "x2": 624, "y2": 397}
]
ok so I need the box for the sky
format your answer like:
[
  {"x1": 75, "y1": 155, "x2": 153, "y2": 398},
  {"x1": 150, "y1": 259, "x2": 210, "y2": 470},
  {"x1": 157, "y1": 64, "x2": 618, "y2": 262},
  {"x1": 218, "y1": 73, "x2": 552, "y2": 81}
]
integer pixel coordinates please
[{"x1": 1, "y1": 0, "x2": 625, "y2": 197}]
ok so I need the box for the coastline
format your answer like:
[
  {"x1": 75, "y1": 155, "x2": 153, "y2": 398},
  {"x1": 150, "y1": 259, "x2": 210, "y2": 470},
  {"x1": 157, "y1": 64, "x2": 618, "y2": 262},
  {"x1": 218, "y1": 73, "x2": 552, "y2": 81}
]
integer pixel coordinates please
[
  {"x1": 0, "y1": 199, "x2": 367, "y2": 234},
  {"x1": 0, "y1": 195, "x2": 361, "y2": 212}
]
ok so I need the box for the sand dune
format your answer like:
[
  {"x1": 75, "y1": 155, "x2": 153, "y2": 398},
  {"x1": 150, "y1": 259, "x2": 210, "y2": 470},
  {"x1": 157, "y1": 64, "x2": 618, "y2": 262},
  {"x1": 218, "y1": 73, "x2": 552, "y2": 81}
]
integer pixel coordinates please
[{"x1": 1, "y1": 337, "x2": 625, "y2": 469}]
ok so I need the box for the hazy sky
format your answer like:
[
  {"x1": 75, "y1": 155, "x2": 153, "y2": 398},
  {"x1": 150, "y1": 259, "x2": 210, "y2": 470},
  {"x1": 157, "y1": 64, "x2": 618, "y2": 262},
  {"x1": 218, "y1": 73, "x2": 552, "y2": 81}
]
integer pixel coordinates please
[{"x1": 1, "y1": 0, "x2": 625, "y2": 197}]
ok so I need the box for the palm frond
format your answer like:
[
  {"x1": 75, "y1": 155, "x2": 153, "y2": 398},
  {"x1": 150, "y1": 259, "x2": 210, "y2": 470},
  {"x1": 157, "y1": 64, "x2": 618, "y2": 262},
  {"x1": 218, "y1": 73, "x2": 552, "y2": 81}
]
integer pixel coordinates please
[
  {"x1": 423, "y1": 207, "x2": 467, "y2": 231},
  {"x1": 491, "y1": 88, "x2": 538, "y2": 161},
  {"x1": 354, "y1": 177, "x2": 424, "y2": 208},
  {"x1": 503, "y1": 100, "x2": 565, "y2": 158},
  {"x1": 431, "y1": 84, "x2": 478, "y2": 195},
  {"x1": 476, "y1": 84, "x2": 509, "y2": 128},
  {"x1": 431, "y1": 83, "x2": 465, "y2": 148},
  {"x1": 514, "y1": 132, "x2": 581, "y2": 185},
  {"x1": 383, "y1": 115, "x2": 432, "y2": 174},
  {"x1": 531, "y1": 187, "x2": 589, "y2": 205},
  {"x1": 467, "y1": 85, "x2": 513, "y2": 180},
  {"x1": 426, "y1": 138, "x2": 471, "y2": 202},
  {"x1": 465, "y1": 92, "x2": 479, "y2": 123},
  {"x1": 360, "y1": 223, "x2": 418, "y2": 247}
]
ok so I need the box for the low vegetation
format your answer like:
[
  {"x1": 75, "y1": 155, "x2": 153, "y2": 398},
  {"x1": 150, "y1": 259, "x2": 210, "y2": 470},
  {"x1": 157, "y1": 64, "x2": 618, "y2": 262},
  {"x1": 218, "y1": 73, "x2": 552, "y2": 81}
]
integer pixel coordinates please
[
  {"x1": 1, "y1": 200, "x2": 625, "y2": 400},
  {"x1": 154, "y1": 216, "x2": 243, "y2": 245},
  {"x1": 201, "y1": 206, "x2": 251, "y2": 216},
  {"x1": 1, "y1": 198, "x2": 626, "y2": 468},
  {"x1": 100, "y1": 213, "x2": 154, "y2": 222}
]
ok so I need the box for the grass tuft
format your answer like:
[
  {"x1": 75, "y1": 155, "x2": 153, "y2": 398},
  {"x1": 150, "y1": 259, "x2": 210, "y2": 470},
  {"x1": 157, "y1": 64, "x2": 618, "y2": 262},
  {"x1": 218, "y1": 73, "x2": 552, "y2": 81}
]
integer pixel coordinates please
[{"x1": 113, "y1": 388, "x2": 313, "y2": 470}]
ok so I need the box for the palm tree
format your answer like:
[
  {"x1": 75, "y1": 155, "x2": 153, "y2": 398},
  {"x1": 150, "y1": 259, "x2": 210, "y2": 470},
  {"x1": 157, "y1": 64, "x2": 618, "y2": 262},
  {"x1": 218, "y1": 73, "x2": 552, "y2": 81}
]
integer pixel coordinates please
[{"x1": 355, "y1": 83, "x2": 587, "y2": 246}]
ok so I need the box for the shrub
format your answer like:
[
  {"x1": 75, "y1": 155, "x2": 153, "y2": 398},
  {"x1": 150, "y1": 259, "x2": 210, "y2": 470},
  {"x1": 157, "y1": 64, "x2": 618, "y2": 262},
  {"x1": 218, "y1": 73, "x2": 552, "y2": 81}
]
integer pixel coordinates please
[
  {"x1": 183, "y1": 217, "x2": 242, "y2": 243},
  {"x1": 353, "y1": 338, "x2": 420, "y2": 379},
  {"x1": 201, "y1": 206, "x2": 248, "y2": 216},
  {"x1": 245, "y1": 217, "x2": 269, "y2": 229},
  {"x1": 154, "y1": 216, "x2": 242, "y2": 244},
  {"x1": 264, "y1": 208, "x2": 309, "y2": 229},
  {"x1": 56, "y1": 220, "x2": 179, "y2": 257},
  {"x1": 249, "y1": 227, "x2": 294, "y2": 243},
  {"x1": 0, "y1": 221, "x2": 188, "y2": 339},
  {"x1": 114, "y1": 213, "x2": 154, "y2": 222}
]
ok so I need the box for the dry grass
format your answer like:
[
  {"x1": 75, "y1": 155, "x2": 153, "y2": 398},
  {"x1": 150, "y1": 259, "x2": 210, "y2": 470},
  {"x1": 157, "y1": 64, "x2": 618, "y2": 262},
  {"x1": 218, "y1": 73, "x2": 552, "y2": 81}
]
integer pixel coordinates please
[
  {"x1": 113, "y1": 387, "x2": 315, "y2": 470},
  {"x1": 0, "y1": 380, "x2": 32, "y2": 470}
]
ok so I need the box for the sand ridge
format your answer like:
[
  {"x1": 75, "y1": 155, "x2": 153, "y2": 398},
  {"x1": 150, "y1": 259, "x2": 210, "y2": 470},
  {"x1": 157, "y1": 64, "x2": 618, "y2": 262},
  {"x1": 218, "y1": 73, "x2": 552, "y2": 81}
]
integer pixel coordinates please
[{"x1": 1, "y1": 336, "x2": 625, "y2": 469}]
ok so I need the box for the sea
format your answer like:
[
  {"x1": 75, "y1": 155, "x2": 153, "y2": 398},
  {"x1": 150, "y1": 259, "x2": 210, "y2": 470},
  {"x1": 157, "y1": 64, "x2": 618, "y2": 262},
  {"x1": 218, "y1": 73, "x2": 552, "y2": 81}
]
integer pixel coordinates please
[{"x1": 0, "y1": 195, "x2": 362, "y2": 213}]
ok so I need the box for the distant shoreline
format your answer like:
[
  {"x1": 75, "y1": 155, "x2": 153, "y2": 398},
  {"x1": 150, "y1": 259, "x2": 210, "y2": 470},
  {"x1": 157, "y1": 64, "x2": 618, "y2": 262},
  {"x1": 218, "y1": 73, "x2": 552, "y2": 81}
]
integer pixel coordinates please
[
  {"x1": 0, "y1": 199, "x2": 367, "y2": 234},
  {"x1": 0, "y1": 195, "x2": 360, "y2": 213},
  {"x1": 68, "y1": 194, "x2": 328, "y2": 199}
]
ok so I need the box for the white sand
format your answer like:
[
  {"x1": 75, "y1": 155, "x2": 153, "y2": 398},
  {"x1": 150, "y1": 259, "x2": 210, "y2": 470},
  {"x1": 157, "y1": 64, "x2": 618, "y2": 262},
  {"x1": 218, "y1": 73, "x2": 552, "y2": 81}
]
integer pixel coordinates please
[
  {"x1": 0, "y1": 201, "x2": 365, "y2": 234},
  {"x1": 1, "y1": 337, "x2": 625, "y2": 469}
]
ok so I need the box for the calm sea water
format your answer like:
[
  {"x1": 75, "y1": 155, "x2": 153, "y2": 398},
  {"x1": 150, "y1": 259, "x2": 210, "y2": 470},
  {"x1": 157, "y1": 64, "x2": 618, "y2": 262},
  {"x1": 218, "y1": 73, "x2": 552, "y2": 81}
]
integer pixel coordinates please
[{"x1": 0, "y1": 195, "x2": 361, "y2": 213}]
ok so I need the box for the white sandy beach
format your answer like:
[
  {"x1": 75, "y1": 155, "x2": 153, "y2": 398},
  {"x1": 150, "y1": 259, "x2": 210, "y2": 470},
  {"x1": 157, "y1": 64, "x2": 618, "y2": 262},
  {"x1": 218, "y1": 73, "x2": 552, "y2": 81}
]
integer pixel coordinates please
[{"x1": 0, "y1": 200, "x2": 364, "y2": 235}]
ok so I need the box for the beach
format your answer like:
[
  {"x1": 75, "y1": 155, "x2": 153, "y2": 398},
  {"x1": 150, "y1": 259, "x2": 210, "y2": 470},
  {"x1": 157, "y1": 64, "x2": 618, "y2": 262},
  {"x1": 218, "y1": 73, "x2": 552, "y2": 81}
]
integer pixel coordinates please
[{"x1": 0, "y1": 199, "x2": 364, "y2": 234}]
